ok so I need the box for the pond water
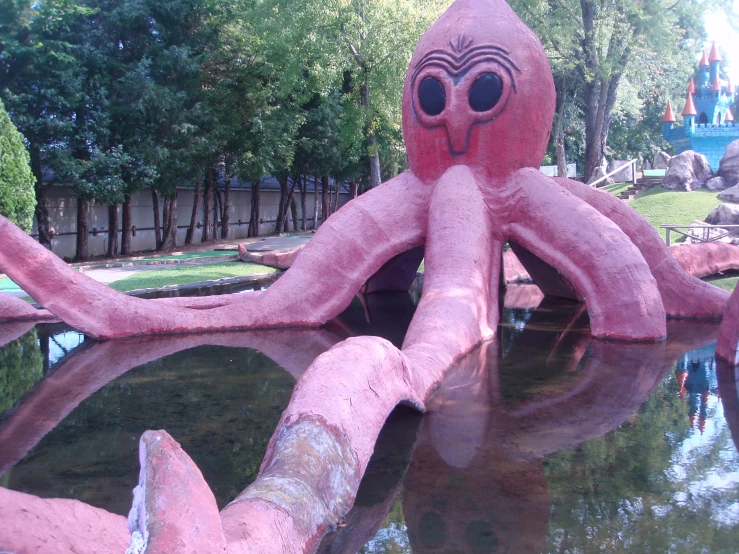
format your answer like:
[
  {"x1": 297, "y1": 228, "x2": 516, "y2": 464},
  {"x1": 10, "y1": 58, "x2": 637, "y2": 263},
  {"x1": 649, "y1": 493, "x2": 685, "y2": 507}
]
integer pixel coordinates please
[{"x1": 1, "y1": 286, "x2": 738, "y2": 553}]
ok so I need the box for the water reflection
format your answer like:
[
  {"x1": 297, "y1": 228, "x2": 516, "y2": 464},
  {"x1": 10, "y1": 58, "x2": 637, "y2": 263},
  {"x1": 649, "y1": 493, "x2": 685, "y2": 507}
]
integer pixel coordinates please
[{"x1": 1, "y1": 292, "x2": 739, "y2": 553}]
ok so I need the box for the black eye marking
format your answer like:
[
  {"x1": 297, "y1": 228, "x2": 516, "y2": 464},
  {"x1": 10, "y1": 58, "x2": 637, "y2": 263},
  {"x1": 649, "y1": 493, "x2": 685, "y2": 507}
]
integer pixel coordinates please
[
  {"x1": 418, "y1": 76, "x2": 446, "y2": 116},
  {"x1": 468, "y1": 72, "x2": 503, "y2": 112}
]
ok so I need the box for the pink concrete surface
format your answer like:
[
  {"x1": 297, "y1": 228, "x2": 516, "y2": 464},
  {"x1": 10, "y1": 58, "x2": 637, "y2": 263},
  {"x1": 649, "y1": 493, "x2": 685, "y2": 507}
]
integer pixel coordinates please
[
  {"x1": 669, "y1": 242, "x2": 739, "y2": 279},
  {"x1": 0, "y1": 488, "x2": 129, "y2": 554},
  {"x1": 128, "y1": 431, "x2": 228, "y2": 554},
  {"x1": 238, "y1": 243, "x2": 302, "y2": 270},
  {"x1": 555, "y1": 177, "x2": 729, "y2": 318},
  {"x1": 0, "y1": 291, "x2": 56, "y2": 322},
  {"x1": 717, "y1": 285, "x2": 739, "y2": 363},
  {"x1": 0, "y1": 319, "x2": 36, "y2": 347}
]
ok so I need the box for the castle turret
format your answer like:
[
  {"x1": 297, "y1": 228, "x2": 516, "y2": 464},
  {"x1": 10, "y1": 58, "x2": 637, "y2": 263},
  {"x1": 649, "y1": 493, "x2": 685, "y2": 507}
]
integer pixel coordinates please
[
  {"x1": 662, "y1": 100, "x2": 676, "y2": 136},
  {"x1": 682, "y1": 92, "x2": 697, "y2": 134},
  {"x1": 699, "y1": 49, "x2": 710, "y2": 86},
  {"x1": 709, "y1": 42, "x2": 722, "y2": 87},
  {"x1": 726, "y1": 108, "x2": 734, "y2": 126}
]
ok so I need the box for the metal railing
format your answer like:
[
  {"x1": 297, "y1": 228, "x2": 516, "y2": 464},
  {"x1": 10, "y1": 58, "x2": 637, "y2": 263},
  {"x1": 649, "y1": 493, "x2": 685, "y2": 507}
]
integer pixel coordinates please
[
  {"x1": 660, "y1": 224, "x2": 739, "y2": 247},
  {"x1": 588, "y1": 159, "x2": 638, "y2": 188}
]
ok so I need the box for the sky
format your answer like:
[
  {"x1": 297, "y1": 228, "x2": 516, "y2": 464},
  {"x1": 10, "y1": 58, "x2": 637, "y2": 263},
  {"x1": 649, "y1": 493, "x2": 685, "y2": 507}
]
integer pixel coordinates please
[{"x1": 705, "y1": 0, "x2": 739, "y2": 81}]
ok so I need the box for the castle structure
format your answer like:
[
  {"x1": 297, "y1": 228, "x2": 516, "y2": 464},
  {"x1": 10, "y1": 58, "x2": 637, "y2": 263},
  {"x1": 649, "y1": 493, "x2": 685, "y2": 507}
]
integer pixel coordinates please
[{"x1": 663, "y1": 43, "x2": 737, "y2": 170}]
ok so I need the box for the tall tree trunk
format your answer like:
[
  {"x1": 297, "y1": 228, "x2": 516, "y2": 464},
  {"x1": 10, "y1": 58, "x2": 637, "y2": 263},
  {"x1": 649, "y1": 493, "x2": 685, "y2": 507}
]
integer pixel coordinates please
[
  {"x1": 201, "y1": 166, "x2": 214, "y2": 243},
  {"x1": 75, "y1": 198, "x2": 89, "y2": 261},
  {"x1": 321, "y1": 176, "x2": 329, "y2": 223},
  {"x1": 554, "y1": 77, "x2": 568, "y2": 178},
  {"x1": 186, "y1": 176, "x2": 202, "y2": 245},
  {"x1": 152, "y1": 188, "x2": 162, "y2": 250},
  {"x1": 121, "y1": 195, "x2": 132, "y2": 256},
  {"x1": 299, "y1": 176, "x2": 307, "y2": 231},
  {"x1": 283, "y1": 177, "x2": 298, "y2": 233},
  {"x1": 107, "y1": 203, "x2": 119, "y2": 258},
  {"x1": 332, "y1": 185, "x2": 339, "y2": 213},
  {"x1": 248, "y1": 181, "x2": 260, "y2": 237},
  {"x1": 313, "y1": 176, "x2": 320, "y2": 229},
  {"x1": 160, "y1": 194, "x2": 178, "y2": 251},
  {"x1": 30, "y1": 147, "x2": 52, "y2": 249},
  {"x1": 290, "y1": 196, "x2": 299, "y2": 233},
  {"x1": 360, "y1": 80, "x2": 382, "y2": 188},
  {"x1": 350, "y1": 181, "x2": 359, "y2": 199},
  {"x1": 275, "y1": 175, "x2": 289, "y2": 234},
  {"x1": 221, "y1": 177, "x2": 231, "y2": 239}
]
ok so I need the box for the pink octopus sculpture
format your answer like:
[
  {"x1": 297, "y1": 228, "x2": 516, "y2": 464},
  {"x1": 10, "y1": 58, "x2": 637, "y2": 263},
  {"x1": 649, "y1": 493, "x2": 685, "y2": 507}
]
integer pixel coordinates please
[{"x1": 0, "y1": 0, "x2": 734, "y2": 553}]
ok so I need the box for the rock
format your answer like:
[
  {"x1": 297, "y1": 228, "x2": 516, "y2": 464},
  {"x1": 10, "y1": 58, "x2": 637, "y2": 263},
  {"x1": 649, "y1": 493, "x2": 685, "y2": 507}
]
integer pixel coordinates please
[
  {"x1": 718, "y1": 183, "x2": 739, "y2": 202},
  {"x1": 705, "y1": 203, "x2": 739, "y2": 226},
  {"x1": 642, "y1": 160, "x2": 653, "y2": 171},
  {"x1": 606, "y1": 160, "x2": 634, "y2": 182},
  {"x1": 663, "y1": 151, "x2": 713, "y2": 191},
  {"x1": 587, "y1": 166, "x2": 614, "y2": 187},
  {"x1": 706, "y1": 176, "x2": 728, "y2": 191},
  {"x1": 718, "y1": 139, "x2": 739, "y2": 187},
  {"x1": 682, "y1": 220, "x2": 731, "y2": 244},
  {"x1": 653, "y1": 151, "x2": 672, "y2": 169}
]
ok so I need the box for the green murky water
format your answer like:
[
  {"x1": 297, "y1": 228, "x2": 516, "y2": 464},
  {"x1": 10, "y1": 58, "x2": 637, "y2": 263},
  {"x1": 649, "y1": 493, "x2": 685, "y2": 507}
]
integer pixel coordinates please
[{"x1": 1, "y1": 291, "x2": 738, "y2": 553}]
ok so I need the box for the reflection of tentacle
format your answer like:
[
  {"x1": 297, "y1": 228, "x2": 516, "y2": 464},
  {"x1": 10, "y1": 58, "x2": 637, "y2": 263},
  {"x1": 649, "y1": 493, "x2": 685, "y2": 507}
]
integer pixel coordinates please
[
  {"x1": 0, "y1": 320, "x2": 36, "y2": 347},
  {"x1": 0, "y1": 172, "x2": 429, "y2": 337},
  {"x1": 0, "y1": 329, "x2": 340, "y2": 477},
  {"x1": 0, "y1": 291, "x2": 56, "y2": 322},
  {"x1": 0, "y1": 488, "x2": 129, "y2": 554},
  {"x1": 554, "y1": 177, "x2": 728, "y2": 318},
  {"x1": 495, "y1": 169, "x2": 665, "y2": 340},
  {"x1": 717, "y1": 285, "x2": 739, "y2": 363},
  {"x1": 716, "y1": 359, "x2": 739, "y2": 451}
]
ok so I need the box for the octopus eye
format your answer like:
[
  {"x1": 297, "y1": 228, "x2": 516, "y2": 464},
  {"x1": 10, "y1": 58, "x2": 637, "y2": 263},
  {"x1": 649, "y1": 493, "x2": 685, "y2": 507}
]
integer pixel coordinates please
[
  {"x1": 418, "y1": 76, "x2": 446, "y2": 116},
  {"x1": 468, "y1": 73, "x2": 503, "y2": 112}
]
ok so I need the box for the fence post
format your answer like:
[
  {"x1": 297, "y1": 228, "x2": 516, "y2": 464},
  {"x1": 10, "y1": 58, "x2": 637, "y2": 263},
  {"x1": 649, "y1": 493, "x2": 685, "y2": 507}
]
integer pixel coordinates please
[{"x1": 665, "y1": 228, "x2": 671, "y2": 247}]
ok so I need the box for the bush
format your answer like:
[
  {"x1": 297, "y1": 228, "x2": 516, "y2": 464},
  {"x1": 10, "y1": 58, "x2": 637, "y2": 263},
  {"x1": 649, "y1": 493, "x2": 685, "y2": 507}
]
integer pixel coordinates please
[{"x1": 0, "y1": 99, "x2": 35, "y2": 232}]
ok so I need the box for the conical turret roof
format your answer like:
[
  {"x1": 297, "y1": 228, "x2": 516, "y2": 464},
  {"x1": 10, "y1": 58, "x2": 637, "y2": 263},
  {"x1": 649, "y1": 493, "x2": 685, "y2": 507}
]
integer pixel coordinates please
[
  {"x1": 682, "y1": 93, "x2": 697, "y2": 116},
  {"x1": 709, "y1": 42, "x2": 722, "y2": 62},
  {"x1": 662, "y1": 100, "x2": 676, "y2": 122}
]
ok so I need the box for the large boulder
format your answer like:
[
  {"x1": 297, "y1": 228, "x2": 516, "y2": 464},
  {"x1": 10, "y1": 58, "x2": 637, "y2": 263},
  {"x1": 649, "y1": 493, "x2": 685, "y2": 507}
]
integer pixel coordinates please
[
  {"x1": 606, "y1": 160, "x2": 633, "y2": 182},
  {"x1": 706, "y1": 176, "x2": 728, "y2": 191},
  {"x1": 587, "y1": 166, "x2": 614, "y2": 187},
  {"x1": 718, "y1": 183, "x2": 739, "y2": 203},
  {"x1": 653, "y1": 151, "x2": 672, "y2": 169},
  {"x1": 718, "y1": 139, "x2": 739, "y2": 187},
  {"x1": 705, "y1": 203, "x2": 739, "y2": 226},
  {"x1": 663, "y1": 151, "x2": 713, "y2": 191}
]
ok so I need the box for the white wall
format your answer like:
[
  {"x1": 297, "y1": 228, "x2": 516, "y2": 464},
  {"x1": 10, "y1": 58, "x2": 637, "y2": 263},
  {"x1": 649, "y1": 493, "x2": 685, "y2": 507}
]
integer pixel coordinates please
[{"x1": 32, "y1": 186, "x2": 349, "y2": 260}]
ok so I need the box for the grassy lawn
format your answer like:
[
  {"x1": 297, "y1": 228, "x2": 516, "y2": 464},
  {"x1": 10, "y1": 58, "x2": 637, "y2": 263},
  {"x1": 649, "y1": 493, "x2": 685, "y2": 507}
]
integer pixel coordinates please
[
  {"x1": 109, "y1": 262, "x2": 277, "y2": 292},
  {"x1": 628, "y1": 187, "x2": 723, "y2": 241}
]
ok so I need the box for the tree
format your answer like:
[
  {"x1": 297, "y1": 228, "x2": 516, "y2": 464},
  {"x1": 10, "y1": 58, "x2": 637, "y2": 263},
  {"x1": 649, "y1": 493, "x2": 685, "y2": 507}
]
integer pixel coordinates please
[
  {"x1": 512, "y1": 0, "x2": 706, "y2": 180},
  {"x1": 0, "y1": 98, "x2": 35, "y2": 232}
]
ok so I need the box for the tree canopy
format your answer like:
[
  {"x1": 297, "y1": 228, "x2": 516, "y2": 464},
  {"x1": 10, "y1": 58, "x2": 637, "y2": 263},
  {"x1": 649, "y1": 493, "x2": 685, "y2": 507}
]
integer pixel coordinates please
[{"x1": 0, "y1": 98, "x2": 35, "y2": 231}]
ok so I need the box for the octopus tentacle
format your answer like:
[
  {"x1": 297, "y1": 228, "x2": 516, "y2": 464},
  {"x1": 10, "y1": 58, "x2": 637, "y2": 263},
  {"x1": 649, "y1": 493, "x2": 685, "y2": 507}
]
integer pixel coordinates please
[
  {"x1": 554, "y1": 177, "x2": 729, "y2": 318},
  {"x1": 0, "y1": 171, "x2": 429, "y2": 338},
  {"x1": 127, "y1": 165, "x2": 500, "y2": 553},
  {"x1": 494, "y1": 168, "x2": 666, "y2": 341}
]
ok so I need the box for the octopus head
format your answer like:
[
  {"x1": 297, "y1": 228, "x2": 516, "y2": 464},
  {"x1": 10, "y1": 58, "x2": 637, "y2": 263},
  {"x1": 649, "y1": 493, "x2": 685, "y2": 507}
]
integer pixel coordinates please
[{"x1": 403, "y1": 0, "x2": 555, "y2": 183}]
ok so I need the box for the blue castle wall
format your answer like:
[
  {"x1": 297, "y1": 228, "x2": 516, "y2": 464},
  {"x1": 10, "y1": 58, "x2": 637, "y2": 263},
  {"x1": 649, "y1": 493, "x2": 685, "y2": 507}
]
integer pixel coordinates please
[
  {"x1": 663, "y1": 46, "x2": 737, "y2": 170},
  {"x1": 665, "y1": 124, "x2": 739, "y2": 170}
]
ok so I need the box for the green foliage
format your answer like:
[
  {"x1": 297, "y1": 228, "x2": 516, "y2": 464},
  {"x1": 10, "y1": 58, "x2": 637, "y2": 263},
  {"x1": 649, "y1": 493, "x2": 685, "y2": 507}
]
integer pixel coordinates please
[
  {"x1": 0, "y1": 328, "x2": 44, "y2": 415},
  {"x1": 0, "y1": 98, "x2": 35, "y2": 231}
]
